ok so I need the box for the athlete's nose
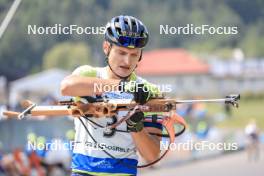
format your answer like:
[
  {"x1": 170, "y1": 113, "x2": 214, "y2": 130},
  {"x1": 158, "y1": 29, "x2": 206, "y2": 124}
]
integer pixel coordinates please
[{"x1": 123, "y1": 55, "x2": 132, "y2": 66}]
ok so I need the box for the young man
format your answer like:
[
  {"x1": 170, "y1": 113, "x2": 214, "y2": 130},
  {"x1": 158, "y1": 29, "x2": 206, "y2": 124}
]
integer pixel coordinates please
[{"x1": 61, "y1": 15, "x2": 163, "y2": 176}]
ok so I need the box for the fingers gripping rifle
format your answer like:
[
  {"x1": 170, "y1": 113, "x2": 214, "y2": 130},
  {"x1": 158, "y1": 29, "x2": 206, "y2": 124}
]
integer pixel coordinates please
[{"x1": 2, "y1": 94, "x2": 240, "y2": 168}]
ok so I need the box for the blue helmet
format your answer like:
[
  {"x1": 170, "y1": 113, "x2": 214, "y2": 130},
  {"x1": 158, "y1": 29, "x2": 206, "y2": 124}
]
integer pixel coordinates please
[{"x1": 104, "y1": 15, "x2": 149, "y2": 48}]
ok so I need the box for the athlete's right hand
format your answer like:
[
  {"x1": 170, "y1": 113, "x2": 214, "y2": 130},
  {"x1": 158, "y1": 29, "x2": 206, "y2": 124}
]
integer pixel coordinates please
[{"x1": 126, "y1": 111, "x2": 144, "y2": 132}]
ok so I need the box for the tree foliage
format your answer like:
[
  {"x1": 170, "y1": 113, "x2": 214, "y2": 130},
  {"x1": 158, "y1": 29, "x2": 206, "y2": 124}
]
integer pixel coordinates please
[
  {"x1": 43, "y1": 42, "x2": 91, "y2": 71},
  {"x1": 0, "y1": 0, "x2": 263, "y2": 80}
]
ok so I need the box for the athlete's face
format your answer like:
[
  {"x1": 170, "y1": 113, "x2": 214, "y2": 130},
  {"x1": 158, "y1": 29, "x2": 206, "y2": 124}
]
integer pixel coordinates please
[{"x1": 103, "y1": 41, "x2": 141, "y2": 78}]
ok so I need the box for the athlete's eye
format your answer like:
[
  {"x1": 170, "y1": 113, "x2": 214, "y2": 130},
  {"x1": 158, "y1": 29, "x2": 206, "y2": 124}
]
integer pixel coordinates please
[
  {"x1": 131, "y1": 53, "x2": 139, "y2": 57},
  {"x1": 118, "y1": 50, "x2": 126, "y2": 55}
]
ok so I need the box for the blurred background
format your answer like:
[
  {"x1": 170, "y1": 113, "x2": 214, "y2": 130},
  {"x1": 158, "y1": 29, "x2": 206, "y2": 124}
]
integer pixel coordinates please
[{"x1": 0, "y1": 0, "x2": 263, "y2": 175}]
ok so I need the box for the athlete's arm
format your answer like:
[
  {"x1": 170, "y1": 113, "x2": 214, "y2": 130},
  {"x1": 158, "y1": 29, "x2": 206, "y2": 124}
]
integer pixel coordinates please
[
  {"x1": 131, "y1": 127, "x2": 161, "y2": 163},
  {"x1": 60, "y1": 75, "x2": 120, "y2": 96}
]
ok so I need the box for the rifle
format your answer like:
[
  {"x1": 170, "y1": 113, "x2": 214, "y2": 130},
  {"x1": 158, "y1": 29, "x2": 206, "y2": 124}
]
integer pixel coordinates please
[
  {"x1": 3, "y1": 94, "x2": 240, "y2": 119},
  {"x1": 2, "y1": 94, "x2": 240, "y2": 168}
]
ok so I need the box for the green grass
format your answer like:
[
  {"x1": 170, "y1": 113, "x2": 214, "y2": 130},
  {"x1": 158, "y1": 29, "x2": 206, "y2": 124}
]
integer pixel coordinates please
[{"x1": 206, "y1": 99, "x2": 264, "y2": 130}]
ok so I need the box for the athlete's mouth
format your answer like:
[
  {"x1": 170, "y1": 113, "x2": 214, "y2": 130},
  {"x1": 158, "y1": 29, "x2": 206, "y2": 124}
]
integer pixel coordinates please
[{"x1": 119, "y1": 65, "x2": 130, "y2": 70}]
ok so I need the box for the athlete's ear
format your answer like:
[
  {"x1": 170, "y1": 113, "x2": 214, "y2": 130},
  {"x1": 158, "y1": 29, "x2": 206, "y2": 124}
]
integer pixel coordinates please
[{"x1": 103, "y1": 41, "x2": 111, "y2": 56}]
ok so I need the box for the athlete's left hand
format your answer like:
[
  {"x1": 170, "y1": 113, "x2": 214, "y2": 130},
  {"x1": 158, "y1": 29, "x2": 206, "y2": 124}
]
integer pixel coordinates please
[{"x1": 119, "y1": 81, "x2": 153, "y2": 105}]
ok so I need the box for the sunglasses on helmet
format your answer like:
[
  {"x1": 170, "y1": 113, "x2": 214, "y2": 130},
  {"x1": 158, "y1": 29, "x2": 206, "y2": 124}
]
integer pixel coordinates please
[{"x1": 118, "y1": 36, "x2": 147, "y2": 48}]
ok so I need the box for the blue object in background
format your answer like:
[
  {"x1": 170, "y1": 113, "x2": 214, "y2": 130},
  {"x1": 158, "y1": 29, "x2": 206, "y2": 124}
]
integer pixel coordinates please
[{"x1": 260, "y1": 133, "x2": 264, "y2": 143}]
